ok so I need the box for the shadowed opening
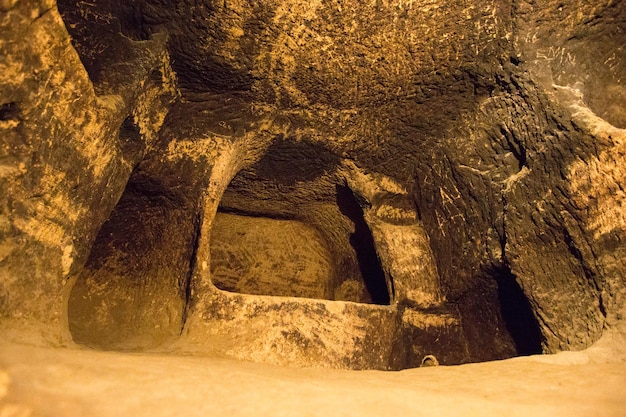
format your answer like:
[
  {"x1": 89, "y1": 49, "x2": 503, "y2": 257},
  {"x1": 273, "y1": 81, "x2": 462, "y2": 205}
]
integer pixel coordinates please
[
  {"x1": 495, "y1": 266, "x2": 544, "y2": 355},
  {"x1": 336, "y1": 184, "x2": 391, "y2": 305},
  {"x1": 0, "y1": 102, "x2": 19, "y2": 121}
]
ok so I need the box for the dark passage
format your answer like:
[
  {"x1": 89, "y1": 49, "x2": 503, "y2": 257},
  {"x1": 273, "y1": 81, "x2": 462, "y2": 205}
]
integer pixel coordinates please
[
  {"x1": 336, "y1": 184, "x2": 391, "y2": 305},
  {"x1": 495, "y1": 266, "x2": 544, "y2": 355}
]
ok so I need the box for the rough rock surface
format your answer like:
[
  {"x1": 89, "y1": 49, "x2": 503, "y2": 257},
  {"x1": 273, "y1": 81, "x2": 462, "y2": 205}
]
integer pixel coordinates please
[{"x1": 1, "y1": 0, "x2": 625, "y2": 372}]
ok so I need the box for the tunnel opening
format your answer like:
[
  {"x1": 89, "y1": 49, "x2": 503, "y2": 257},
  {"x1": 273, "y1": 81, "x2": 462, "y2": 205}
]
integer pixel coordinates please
[
  {"x1": 335, "y1": 184, "x2": 391, "y2": 305},
  {"x1": 450, "y1": 263, "x2": 545, "y2": 363},
  {"x1": 495, "y1": 265, "x2": 545, "y2": 356}
]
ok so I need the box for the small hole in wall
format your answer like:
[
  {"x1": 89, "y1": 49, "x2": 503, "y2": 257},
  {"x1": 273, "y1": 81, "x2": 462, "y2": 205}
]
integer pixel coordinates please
[
  {"x1": 0, "y1": 102, "x2": 19, "y2": 121},
  {"x1": 118, "y1": 116, "x2": 145, "y2": 161}
]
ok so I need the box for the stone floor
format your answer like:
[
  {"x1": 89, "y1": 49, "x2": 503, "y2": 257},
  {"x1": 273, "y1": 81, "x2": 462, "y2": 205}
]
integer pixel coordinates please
[{"x1": 1, "y1": 324, "x2": 625, "y2": 417}]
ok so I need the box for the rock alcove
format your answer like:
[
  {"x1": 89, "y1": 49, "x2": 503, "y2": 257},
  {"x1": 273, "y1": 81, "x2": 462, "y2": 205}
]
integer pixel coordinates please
[
  {"x1": 211, "y1": 138, "x2": 391, "y2": 304},
  {"x1": 1, "y1": 0, "x2": 625, "y2": 374}
]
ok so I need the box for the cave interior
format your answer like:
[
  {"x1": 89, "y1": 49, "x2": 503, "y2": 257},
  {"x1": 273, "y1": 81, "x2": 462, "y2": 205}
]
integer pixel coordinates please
[{"x1": 1, "y1": 0, "x2": 625, "y2": 386}]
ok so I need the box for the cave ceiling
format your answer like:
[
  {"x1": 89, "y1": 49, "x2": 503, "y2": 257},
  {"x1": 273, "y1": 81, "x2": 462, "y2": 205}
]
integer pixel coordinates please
[
  {"x1": 57, "y1": 0, "x2": 520, "y2": 178},
  {"x1": 57, "y1": 0, "x2": 626, "y2": 180}
]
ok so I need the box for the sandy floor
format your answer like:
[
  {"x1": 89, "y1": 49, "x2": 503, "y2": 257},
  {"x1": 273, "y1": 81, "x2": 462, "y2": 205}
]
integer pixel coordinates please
[{"x1": 1, "y1": 327, "x2": 626, "y2": 417}]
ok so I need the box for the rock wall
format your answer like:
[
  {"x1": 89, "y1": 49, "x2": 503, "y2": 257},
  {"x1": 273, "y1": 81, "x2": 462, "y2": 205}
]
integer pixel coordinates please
[{"x1": 0, "y1": 0, "x2": 170, "y2": 344}]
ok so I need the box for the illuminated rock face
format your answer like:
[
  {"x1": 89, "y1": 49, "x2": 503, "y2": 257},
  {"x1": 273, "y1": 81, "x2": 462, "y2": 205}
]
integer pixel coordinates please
[{"x1": 0, "y1": 0, "x2": 624, "y2": 369}]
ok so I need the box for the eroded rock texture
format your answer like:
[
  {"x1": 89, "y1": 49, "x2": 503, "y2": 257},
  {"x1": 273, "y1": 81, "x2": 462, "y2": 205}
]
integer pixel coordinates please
[{"x1": 1, "y1": 0, "x2": 624, "y2": 369}]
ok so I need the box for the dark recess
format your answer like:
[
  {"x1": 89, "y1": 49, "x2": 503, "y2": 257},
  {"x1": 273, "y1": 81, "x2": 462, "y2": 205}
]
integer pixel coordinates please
[
  {"x1": 118, "y1": 116, "x2": 145, "y2": 161},
  {"x1": 0, "y1": 102, "x2": 19, "y2": 121},
  {"x1": 180, "y1": 211, "x2": 201, "y2": 334},
  {"x1": 336, "y1": 184, "x2": 391, "y2": 305},
  {"x1": 493, "y1": 265, "x2": 544, "y2": 355}
]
